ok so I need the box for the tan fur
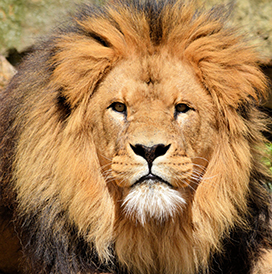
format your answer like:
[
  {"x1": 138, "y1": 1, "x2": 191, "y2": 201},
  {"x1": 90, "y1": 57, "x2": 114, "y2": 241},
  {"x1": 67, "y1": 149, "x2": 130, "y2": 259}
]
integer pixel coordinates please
[
  {"x1": 253, "y1": 250, "x2": 272, "y2": 274},
  {"x1": 1, "y1": 1, "x2": 271, "y2": 273}
]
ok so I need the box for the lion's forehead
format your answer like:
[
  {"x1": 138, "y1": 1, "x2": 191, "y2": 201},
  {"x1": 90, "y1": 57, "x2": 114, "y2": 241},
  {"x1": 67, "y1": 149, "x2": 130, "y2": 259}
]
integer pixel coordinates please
[{"x1": 98, "y1": 56, "x2": 209, "y2": 107}]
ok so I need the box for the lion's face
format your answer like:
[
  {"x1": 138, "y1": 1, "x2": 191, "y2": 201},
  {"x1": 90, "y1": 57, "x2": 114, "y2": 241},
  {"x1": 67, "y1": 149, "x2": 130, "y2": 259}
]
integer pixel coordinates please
[{"x1": 89, "y1": 55, "x2": 216, "y2": 224}]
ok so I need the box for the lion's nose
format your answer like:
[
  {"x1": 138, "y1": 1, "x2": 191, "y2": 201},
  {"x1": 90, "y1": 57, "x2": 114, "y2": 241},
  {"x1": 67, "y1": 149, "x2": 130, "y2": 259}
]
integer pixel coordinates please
[{"x1": 130, "y1": 143, "x2": 170, "y2": 169}]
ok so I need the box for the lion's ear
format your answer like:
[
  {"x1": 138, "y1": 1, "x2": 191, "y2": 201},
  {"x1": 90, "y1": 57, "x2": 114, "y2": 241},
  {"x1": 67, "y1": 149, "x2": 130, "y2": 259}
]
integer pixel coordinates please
[
  {"x1": 50, "y1": 10, "x2": 141, "y2": 109},
  {"x1": 50, "y1": 34, "x2": 116, "y2": 108},
  {"x1": 180, "y1": 10, "x2": 268, "y2": 109},
  {"x1": 198, "y1": 53, "x2": 268, "y2": 108}
]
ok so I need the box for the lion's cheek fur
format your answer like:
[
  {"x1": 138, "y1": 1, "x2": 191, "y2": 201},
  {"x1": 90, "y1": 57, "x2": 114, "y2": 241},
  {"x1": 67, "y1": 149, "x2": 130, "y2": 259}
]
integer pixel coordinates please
[
  {"x1": 192, "y1": 129, "x2": 252, "y2": 265},
  {"x1": 14, "y1": 105, "x2": 116, "y2": 261}
]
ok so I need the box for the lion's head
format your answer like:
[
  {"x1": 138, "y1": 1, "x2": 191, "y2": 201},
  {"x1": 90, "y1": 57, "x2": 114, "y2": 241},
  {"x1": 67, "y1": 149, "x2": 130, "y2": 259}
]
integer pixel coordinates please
[
  {"x1": 93, "y1": 56, "x2": 214, "y2": 217},
  {"x1": 0, "y1": 0, "x2": 271, "y2": 274}
]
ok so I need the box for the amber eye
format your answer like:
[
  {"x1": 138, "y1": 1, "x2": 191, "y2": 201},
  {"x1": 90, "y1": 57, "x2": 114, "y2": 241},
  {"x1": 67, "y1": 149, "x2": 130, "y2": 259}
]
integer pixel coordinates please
[
  {"x1": 175, "y1": 103, "x2": 191, "y2": 114},
  {"x1": 110, "y1": 102, "x2": 127, "y2": 113}
]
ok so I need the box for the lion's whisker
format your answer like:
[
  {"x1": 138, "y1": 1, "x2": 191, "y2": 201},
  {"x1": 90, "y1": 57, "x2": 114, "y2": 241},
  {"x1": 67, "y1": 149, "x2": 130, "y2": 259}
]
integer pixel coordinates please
[
  {"x1": 191, "y1": 156, "x2": 209, "y2": 162},
  {"x1": 97, "y1": 153, "x2": 112, "y2": 162}
]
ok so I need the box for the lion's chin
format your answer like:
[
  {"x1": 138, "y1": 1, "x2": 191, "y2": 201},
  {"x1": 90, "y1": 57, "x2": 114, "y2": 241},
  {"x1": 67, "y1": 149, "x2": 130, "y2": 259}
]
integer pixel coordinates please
[{"x1": 122, "y1": 180, "x2": 186, "y2": 225}]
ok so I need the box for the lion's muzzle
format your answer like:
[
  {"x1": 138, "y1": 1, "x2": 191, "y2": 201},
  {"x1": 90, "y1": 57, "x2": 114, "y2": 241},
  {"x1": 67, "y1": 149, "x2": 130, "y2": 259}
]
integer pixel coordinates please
[
  {"x1": 112, "y1": 142, "x2": 189, "y2": 224},
  {"x1": 130, "y1": 143, "x2": 171, "y2": 170},
  {"x1": 129, "y1": 143, "x2": 173, "y2": 187}
]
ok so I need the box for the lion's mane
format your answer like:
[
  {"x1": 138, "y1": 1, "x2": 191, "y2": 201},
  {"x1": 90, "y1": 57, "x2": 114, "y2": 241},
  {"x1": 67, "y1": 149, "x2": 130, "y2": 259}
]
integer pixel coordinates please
[{"x1": 0, "y1": 0, "x2": 271, "y2": 273}]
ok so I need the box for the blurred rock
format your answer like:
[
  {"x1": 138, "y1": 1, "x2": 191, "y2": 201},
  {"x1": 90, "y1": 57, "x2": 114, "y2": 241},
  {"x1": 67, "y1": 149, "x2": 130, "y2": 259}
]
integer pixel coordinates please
[
  {"x1": 0, "y1": 56, "x2": 16, "y2": 90},
  {"x1": 0, "y1": 0, "x2": 101, "y2": 56}
]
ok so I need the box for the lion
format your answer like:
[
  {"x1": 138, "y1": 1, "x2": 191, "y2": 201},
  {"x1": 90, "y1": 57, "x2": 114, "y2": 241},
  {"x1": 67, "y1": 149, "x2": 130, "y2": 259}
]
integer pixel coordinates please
[{"x1": 0, "y1": 0, "x2": 271, "y2": 273}]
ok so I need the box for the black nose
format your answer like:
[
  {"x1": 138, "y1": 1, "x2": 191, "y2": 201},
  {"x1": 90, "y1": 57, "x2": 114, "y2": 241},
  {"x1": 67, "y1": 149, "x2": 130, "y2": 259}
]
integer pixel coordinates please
[{"x1": 130, "y1": 143, "x2": 170, "y2": 169}]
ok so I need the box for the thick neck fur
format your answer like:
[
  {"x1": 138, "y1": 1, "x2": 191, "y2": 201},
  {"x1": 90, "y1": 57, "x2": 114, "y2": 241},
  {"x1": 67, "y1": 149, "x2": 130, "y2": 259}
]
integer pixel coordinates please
[{"x1": 114, "y1": 201, "x2": 195, "y2": 274}]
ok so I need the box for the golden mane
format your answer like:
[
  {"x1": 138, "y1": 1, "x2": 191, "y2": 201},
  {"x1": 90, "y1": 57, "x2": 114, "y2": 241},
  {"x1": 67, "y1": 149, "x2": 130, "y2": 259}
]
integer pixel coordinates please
[{"x1": 0, "y1": 0, "x2": 271, "y2": 273}]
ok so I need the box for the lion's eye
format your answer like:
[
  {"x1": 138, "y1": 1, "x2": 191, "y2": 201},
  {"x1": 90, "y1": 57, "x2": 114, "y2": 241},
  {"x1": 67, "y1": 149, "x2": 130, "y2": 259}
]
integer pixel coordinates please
[
  {"x1": 110, "y1": 102, "x2": 127, "y2": 113},
  {"x1": 175, "y1": 103, "x2": 191, "y2": 114}
]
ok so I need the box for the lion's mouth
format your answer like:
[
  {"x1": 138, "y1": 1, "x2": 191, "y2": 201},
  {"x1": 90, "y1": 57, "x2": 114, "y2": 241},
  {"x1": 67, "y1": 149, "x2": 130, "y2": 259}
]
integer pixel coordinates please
[
  {"x1": 123, "y1": 174, "x2": 185, "y2": 225},
  {"x1": 132, "y1": 174, "x2": 173, "y2": 188}
]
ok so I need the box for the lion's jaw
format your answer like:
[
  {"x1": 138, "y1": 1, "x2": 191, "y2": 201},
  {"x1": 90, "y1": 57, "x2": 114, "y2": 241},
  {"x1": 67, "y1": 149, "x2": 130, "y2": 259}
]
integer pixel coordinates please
[{"x1": 123, "y1": 181, "x2": 186, "y2": 225}]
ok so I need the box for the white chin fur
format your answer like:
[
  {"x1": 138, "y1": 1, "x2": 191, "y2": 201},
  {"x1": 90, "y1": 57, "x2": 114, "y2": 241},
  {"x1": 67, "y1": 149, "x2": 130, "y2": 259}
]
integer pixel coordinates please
[{"x1": 122, "y1": 180, "x2": 186, "y2": 225}]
